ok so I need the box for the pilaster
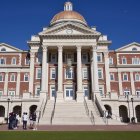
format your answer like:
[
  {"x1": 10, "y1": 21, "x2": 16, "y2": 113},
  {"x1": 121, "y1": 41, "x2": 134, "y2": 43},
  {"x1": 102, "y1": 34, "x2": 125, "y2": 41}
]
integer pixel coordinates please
[
  {"x1": 16, "y1": 72, "x2": 20, "y2": 96},
  {"x1": 4, "y1": 72, "x2": 8, "y2": 95},
  {"x1": 130, "y1": 72, "x2": 135, "y2": 95}
]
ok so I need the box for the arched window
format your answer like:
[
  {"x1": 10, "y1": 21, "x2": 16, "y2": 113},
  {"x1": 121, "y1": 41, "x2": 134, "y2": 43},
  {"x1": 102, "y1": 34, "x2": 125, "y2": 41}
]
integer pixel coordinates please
[
  {"x1": 132, "y1": 48, "x2": 137, "y2": 51},
  {"x1": 11, "y1": 57, "x2": 16, "y2": 65},
  {"x1": 1, "y1": 48, "x2": 6, "y2": 51}
]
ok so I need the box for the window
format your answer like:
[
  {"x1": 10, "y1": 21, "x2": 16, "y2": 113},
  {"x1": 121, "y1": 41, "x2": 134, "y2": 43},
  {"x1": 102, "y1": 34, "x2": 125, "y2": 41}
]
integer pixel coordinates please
[
  {"x1": 132, "y1": 48, "x2": 137, "y2": 51},
  {"x1": 51, "y1": 68, "x2": 56, "y2": 79},
  {"x1": 97, "y1": 53, "x2": 102, "y2": 62},
  {"x1": 24, "y1": 73, "x2": 29, "y2": 81},
  {"x1": 10, "y1": 74, "x2": 16, "y2": 82},
  {"x1": 122, "y1": 57, "x2": 127, "y2": 64},
  {"x1": 8, "y1": 91, "x2": 15, "y2": 96},
  {"x1": 83, "y1": 86, "x2": 89, "y2": 97},
  {"x1": 51, "y1": 53, "x2": 57, "y2": 63},
  {"x1": 1, "y1": 48, "x2": 6, "y2": 51},
  {"x1": 37, "y1": 52, "x2": 42, "y2": 63},
  {"x1": 65, "y1": 68, "x2": 73, "y2": 79},
  {"x1": 25, "y1": 58, "x2": 30, "y2": 65},
  {"x1": 109, "y1": 57, "x2": 113, "y2": 65},
  {"x1": 124, "y1": 90, "x2": 130, "y2": 96},
  {"x1": 36, "y1": 87, "x2": 40, "y2": 96},
  {"x1": 99, "y1": 87, "x2": 104, "y2": 96},
  {"x1": 136, "y1": 90, "x2": 140, "y2": 97},
  {"x1": 0, "y1": 74, "x2": 3, "y2": 82},
  {"x1": 0, "y1": 58, "x2": 6, "y2": 65},
  {"x1": 123, "y1": 74, "x2": 128, "y2": 81},
  {"x1": 82, "y1": 53, "x2": 88, "y2": 63},
  {"x1": 11, "y1": 57, "x2": 16, "y2": 65},
  {"x1": 135, "y1": 74, "x2": 140, "y2": 81},
  {"x1": 66, "y1": 53, "x2": 74, "y2": 63},
  {"x1": 36, "y1": 68, "x2": 42, "y2": 79},
  {"x1": 132, "y1": 58, "x2": 140, "y2": 64},
  {"x1": 51, "y1": 87, "x2": 56, "y2": 97},
  {"x1": 98, "y1": 69, "x2": 103, "y2": 79},
  {"x1": 0, "y1": 90, "x2": 3, "y2": 96},
  {"x1": 65, "y1": 87, "x2": 73, "y2": 98},
  {"x1": 110, "y1": 73, "x2": 114, "y2": 81},
  {"x1": 82, "y1": 68, "x2": 88, "y2": 79}
]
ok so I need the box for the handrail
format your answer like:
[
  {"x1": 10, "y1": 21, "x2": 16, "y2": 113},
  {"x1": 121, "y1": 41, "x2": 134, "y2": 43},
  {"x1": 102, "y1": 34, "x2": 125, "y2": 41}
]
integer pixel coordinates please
[
  {"x1": 42, "y1": 94, "x2": 49, "y2": 117},
  {"x1": 90, "y1": 111, "x2": 95, "y2": 125},
  {"x1": 50, "y1": 96, "x2": 56, "y2": 124},
  {"x1": 84, "y1": 97, "x2": 89, "y2": 116},
  {"x1": 37, "y1": 99, "x2": 44, "y2": 124}
]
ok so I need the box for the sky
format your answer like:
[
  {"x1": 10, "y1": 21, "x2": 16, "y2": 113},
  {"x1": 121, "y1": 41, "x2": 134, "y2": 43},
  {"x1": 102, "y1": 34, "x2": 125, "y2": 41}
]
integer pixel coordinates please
[{"x1": 0, "y1": 0, "x2": 140, "y2": 50}]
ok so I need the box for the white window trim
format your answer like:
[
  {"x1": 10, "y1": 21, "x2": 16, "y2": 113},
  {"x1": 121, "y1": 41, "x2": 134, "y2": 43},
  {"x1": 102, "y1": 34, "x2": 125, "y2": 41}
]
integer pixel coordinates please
[
  {"x1": 83, "y1": 85, "x2": 89, "y2": 99},
  {"x1": 24, "y1": 73, "x2": 29, "y2": 82},
  {"x1": 123, "y1": 73, "x2": 128, "y2": 81},
  {"x1": 97, "y1": 53, "x2": 102, "y2": 63},
  {"x1": 124, "y1": 89, "x2": 130, "y2": 96},
  {"x1": 136, "y1": 90, "x2": 140, "y2": 97},
  {"x1": 98, "y1": 68, "x2": 103, "y2": 79},
  {"x1": 0, "y1": 57, "x2": 6, "y2": 65},
  {"x1": 36, "y1": 68, "x2": 42, "y2": 79},
  {"x1": 132, "y1": 57, "x2": 140, "y2": 65},
  {"x1": 82, "y1": 67, "x2": 88, "y2": 80},
  {"x1": 64, "y1": 85, "x2": 75, "y2": 100},
  {"x1": 25, "y1": 58, "x2": 30, "y2": 65},
  {"x1": 135, "y1": 73, "x2": 140, "y2": 81},
  {"x1": 109, "y1": 57, "x2": 113, "y2": 65},
  {"x1": 8, "y1": 90, "x2": 15, "y2": 96},
  {"x1": 110, "y1": 73, "x2": 115, "y2": 81},
  {"x1": 35, "y1": 86, "x2": 40, "y2": 96},
  {"x1": 99, "y1": 85, "x2": 104, "y2": 96},
  {"x1": 65, "y1": 68, "x2": 74, "y2": 79},
  {"x1": 122, "y1": 57, "x2": 127, "y2": 64},
  {"x1": 51, "y1": 68, "x2": 56, "y2": 80},
  {"x1": 11, "y1": 57, "x2": 16, "y2": 65},
  {"x1": 0, "y1": 90, "x2": 3, "y2": 96},
  {"x1": 50, "y1": 85, "x2": 56, "y2": 100},
  {"x1": 10, "y1": 74, "x2": 16, "y2": 82}
]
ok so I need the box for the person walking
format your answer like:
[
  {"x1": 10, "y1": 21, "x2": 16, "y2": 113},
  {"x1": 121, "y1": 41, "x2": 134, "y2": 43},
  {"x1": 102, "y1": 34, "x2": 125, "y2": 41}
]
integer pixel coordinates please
[{"x1": 32, "y1": 112, "x2": 37, "y2": 130}]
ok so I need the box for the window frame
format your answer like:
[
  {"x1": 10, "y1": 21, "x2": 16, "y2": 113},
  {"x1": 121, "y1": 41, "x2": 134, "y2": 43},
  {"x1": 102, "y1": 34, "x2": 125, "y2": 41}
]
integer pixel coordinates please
[
  {"x1": 0, "y1": 58, "x2": 6, "y2": 65},
  {"x1": 82, "y1": 68, "x2": 88, "y2": 80},
  {"x1": 109, "y1": 57, "x2": 113, "y2": 65},
  {"x1": 36, "y1": 68, "x2": 42, "y2": 79},
  {"x1": 135, "y1": 73, "x2": 140, "y2": 81},
  {"x1": 110, "y1": 73, "x2": 115, "y2": 81},
  {"x1": 65, "y1": 68, "x2": 74, "y2": 79},
  {"x1": 24, "y1": 73, "x2": 29, "y2": 82},
  {"x1": 82, "y1": 53, "x2": 88, "y2": 63},
  {"x1": 123, "y1": 73, "x2": 128, "y2": 81},
  {"x1": 97, "y1": 53, "x2": 102, "y2": 63},
  {"x1": 8, "y1": 90, "x2": 15, "y2": 96},
  {"x1": 51, "y1": 68, "x2": 56, "y2": 80},
  {"x1": 0, "y1": 74, "x2": 3, "y2": 82},
  {"x1": 122, "y1": 57, "x2": 127, "y2": 64},
  {"x1": 11, "y1": 57, "x2": 16, "y2": 65},
  {"x1": 98, "y1": 68, "x2": 103, "y2": 79},
  {"x1": 10, "y1": 74, "x2": 16, "y2": 82}
]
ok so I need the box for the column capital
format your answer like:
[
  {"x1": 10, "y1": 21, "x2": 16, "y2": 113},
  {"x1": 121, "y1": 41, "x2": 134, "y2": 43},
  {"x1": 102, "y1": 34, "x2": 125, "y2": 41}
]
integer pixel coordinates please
[
  {"x1": 42, "y1": 45, "x2": 48, "y2": 51},
  {"x1": 58, "y1": 45, "x2": 63, "y2": 51},
  {"x1": 30, "y1": 52, "x2": 35, "y2": 58},
  {"x1": 76, "y1": 45, "x2": 82, "y2": 52}
]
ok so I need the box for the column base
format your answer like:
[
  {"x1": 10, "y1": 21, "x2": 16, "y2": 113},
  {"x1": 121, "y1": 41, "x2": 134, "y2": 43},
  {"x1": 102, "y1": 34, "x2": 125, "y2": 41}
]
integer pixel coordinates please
[
  {"x1": 76, "y1": 91, "x2": 84, "y2": 102},
  {"x1": 56, "y1": 91, "x2": 64, "y2": 102}
]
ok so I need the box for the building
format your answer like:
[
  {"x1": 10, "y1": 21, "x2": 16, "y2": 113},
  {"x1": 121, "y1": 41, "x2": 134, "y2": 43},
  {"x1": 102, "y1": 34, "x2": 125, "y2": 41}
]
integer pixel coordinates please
[{"x1": 0, "y1": 2, "x2": 140, "y2": 125}]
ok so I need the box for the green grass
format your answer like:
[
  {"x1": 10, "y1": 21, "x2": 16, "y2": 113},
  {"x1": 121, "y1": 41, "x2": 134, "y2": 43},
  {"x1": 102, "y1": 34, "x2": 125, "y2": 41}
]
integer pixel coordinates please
[{"x1": 0, "y1": 131, "x2": 140, "y2": 140}]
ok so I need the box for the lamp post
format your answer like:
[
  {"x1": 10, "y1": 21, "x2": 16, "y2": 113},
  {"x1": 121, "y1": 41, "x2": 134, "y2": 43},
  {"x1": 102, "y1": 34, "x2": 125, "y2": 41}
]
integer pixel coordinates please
[
  {"x1": 7, "y1": 98, "x2": 10, "y2": 124},
  {"x1": 126, "y1": 94, "x2": 130, "y2": 122},
  {"x1": 131, "y1": 98, "x2": 135, "y2": 123}
]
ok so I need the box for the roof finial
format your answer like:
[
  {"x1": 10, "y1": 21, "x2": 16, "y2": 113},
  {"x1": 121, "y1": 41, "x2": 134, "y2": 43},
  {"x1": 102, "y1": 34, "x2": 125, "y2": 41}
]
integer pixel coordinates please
[{"x1": 64, "y1": 1, "x2": 73, "y2": 11}]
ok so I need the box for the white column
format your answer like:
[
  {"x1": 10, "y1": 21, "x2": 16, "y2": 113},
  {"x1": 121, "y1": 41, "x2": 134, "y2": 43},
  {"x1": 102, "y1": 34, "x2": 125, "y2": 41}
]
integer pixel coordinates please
[
  {"x1": 29, "y1": 52, "x2": 35, "y2": 94},
  {"x1": 57, "y1": 46, "x2": 63, "y2": 101},
  {"x1": 41, "y1": 46, "x2": 48, "y2": 92},
  {"x1": 16, "y1": 72, "x2": 20, "y2": 96},
  {"x1": 92, "y1": 46, "x2": 99, "y2": 92},
  {"x1": 130, "y1": 72, "x2": 135, "y2": 95},
  {"x1": 104, "y1": 52, "x2": 111, "y2": 94},
  {"x1": 4, "y1": 72, "x2": 8, "y2": 95},
  {"x1": 118, "y1": 72, "x2": 123, "y2": 95},
  {"x1": 76, "y1": 46, "x2": 84, "y2": 102}
]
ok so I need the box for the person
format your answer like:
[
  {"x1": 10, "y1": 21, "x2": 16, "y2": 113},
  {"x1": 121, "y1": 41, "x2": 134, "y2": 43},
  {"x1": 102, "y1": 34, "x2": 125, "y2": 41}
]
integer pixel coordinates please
[
  {"x1": 32, "y1": 112, "x2": 37, "y2": 130},
  {"x1": 29, "y1": 113, "x2": 33, "y2": 129},
  {"x1": 22, "y1": 112, "x2": 28, "y2": 130}
]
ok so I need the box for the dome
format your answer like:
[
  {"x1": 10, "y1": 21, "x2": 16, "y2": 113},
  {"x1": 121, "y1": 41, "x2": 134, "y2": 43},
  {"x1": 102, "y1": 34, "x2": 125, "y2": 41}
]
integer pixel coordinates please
[{"x1": 50, "y1": 2, "x2": 87, "y2": 26}]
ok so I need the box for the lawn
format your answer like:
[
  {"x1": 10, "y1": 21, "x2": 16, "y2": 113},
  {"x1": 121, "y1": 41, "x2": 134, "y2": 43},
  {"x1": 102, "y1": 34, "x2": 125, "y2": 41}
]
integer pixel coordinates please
[{"x1": 0, "y1": 131, "x2": 140, "y2": 140}]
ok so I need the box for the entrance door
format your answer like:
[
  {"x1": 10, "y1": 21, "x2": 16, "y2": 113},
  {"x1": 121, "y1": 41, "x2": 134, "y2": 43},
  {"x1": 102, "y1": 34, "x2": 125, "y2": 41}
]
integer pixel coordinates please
[
  {"x1": 83, "y1": 87, "x2": 89, "y2": 100},
  {"x1": 65, "y1": 87, "x2": 74, "y2": 100},
  {"x1": 50, "y1": 86, "x2": 56, "y2": 100}
]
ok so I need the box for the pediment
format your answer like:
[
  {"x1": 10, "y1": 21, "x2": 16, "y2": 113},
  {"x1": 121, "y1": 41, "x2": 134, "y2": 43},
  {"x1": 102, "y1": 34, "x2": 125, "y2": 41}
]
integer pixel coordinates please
[
  {"x1": 39, "y1": 22, "x2": 101, "y2": 36},
  {"x1": 116, "y1": 42, "x2": 140, "y2": 52},
  {"x1": 0, "y1": 43, "x2": 22, "y2": 52}
]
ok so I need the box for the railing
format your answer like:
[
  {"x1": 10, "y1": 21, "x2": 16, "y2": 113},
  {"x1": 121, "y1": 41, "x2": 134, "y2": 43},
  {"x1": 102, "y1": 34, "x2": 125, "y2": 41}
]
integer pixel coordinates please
[
  {"x1": 90, "y1": 111, "x2": 95, "y2": 125},
  {"x1": 42, "y1": 94, "x2": 49, "y2": 117},
  {"x1": 84, "y1": 97, "x2": 89, "y2": 116},
  {"x1": 50, "y1": 96, "x2": 56, "y2": 124}
]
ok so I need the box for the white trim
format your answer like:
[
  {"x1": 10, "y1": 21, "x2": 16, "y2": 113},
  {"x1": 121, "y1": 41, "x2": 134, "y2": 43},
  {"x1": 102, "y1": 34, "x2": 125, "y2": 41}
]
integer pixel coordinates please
[
  {"x1": 82, "y1": 67, "x2": 88, "y2": 79},
  {"x1": 0, "y1": 74, "x2": 4, "y2": 82},
  {"x1": 11, "y1": 57, "x2": 16, "y2": 65},
  {"x1": 83, "y1": 85, "x2": 89, "y2": 99},
  {"x1": 98, "y1": 68, "x2": 103, "y2": 79},
  {"x1": 110, "y1": 73, "x2": 115, "y2": 81},
  {"x1": 135, "y1": 73, "x2": 140, "y2": 81},
  {"x1": 97, "y1": 53, "x2": 102, "y2": 63},
  {"x1": 36, "y1": 68, "x2": 42, "y2": 79},
  {"x1": 123, "y1": 73, "x2": 128, "y2": 81},
  {"x1": 99, "y1": 85, "x2": 104, "y2": 96},
  {"x1": 10, "y1": 73, "x2": 16, "y2": 82},
  {"x1": 0, "y1": 90, "x2": 3, "y2": 96},
  {"x1": 24, "y1": 73, "x2": 29, "y2": 82},
  {"x1": 109, "y1": 57, "x2": 113, "y2": 65},
  {"x1": 0, "y1": 57, "x2": 6, "y2": 65},
  {"x1": 121, "y1": 57, "x2": 127, "y2": 64},
  {"x1": 50, "y1": 68, "x2": 56, "y2": 80},
  {"x1": 50, "y1": 85, "x2": 56, "y2": 100},
  {"x1": 65, "y1": 68, "x2": 74, "y2": 79},
  {"x1": 8, "y1": 90, "x2": 15, "y2": 96},
  {"x1": 35, "y1": 85, "x2": 40, "y2": 96},
  {"x1": 64, "y1": 85, "x2": 75, "y2": 100}
]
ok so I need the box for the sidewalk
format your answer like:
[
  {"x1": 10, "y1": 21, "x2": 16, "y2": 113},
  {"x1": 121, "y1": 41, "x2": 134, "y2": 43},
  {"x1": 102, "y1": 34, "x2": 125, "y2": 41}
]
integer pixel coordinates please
[{"x1": 0, "y1": 124, "x2": 140, "y2": 131}]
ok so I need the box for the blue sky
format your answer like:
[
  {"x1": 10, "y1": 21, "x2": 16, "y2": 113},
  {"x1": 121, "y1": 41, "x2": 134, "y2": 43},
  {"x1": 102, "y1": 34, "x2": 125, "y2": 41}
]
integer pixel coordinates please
[{"x1": 0, "y1": 0, "x2": 140, "y2": 50}]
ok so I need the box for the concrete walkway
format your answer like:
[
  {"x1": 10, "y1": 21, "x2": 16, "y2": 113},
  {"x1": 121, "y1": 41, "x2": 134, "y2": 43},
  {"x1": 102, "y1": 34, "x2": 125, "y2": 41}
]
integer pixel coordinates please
[{"x1": 0, "y1": 124, "x2": 140, "y2": 131}]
